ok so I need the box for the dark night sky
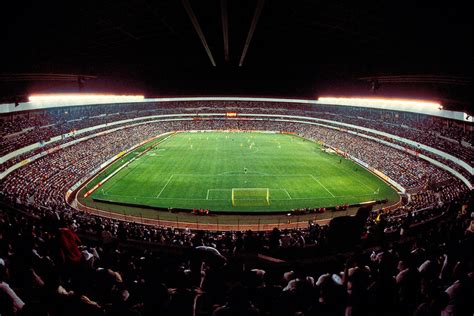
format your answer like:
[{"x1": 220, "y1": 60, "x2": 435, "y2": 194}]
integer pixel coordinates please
[{"x1": 1, "y1": 0, "x2": 471, "y2": 109}]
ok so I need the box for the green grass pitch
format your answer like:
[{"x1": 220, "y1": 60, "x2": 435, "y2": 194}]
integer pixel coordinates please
[{"x1": 88, "y1": 131, "x2": 399, "y2": 213}]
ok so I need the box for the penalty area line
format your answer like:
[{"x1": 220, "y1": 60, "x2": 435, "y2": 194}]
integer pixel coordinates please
[
  {"x1": 156, "y1": 174, "x2": 174, "y2": 198},
  {"x1": 310, "y1": 174, "x2": 335, "y2": 197}
]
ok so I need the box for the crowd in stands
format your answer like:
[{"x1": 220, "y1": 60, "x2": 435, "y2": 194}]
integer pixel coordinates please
[
  {"x1": 0, "y1": 119, "x2": 469, "y2": 240},
  {"x1": 294, "y1": 124, "x2": 453, "y2": 189},
  {"x1": 311, "y1": 112, "x2": 473, "y2": 166},
  {"x1": 0, "y1": 123, "x2": 133, "y2": 173},
  {"x1": 0, "y1": 112, "x2": 472, "y2": 314},
  {"x1": 367, "y1": 181, "x2": 468, "y2": 234},
  {"x1": 0, "y1": 111, "x2": 159, "y2": 157},
  {"x1": 0, "y1": 183, "x2": 472, "y2": 315},
  {"x1": 1, "y1": 123, "x2": 166, "y2": 209},
  {"x1": 307, "y1": 104, "x2": 472, "y2": 145},
  {"x1": 1, "y1": 100, "x2": 472, "y2": 167},
  {"x1": 370, "y1": 137, "x2": 473, "y2": 184},
  {"x1": 1, "y1": 119, "x2": 459, "y2": 197},
  {"x1": 1, "y1": 118, "x2": 468, "y2": 206}
]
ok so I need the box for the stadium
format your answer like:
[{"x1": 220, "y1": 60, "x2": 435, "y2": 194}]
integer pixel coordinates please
[{"x1": 0, "y1": 1, "x2": 472, "y2": 316}]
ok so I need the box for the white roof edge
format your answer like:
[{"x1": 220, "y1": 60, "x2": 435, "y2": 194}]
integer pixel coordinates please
[{"x1": 0, "y1": 96, "x2": 471, "y2": 122}]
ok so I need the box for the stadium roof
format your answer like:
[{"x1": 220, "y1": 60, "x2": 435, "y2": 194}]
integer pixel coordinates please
[{"x1": 1, "y1": 0, "x2": 472, "y2": 112}]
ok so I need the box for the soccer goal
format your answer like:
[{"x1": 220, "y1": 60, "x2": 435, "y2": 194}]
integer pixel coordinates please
[{"x1": 231, "y1": 188, "x2": 270, "y2": 207}]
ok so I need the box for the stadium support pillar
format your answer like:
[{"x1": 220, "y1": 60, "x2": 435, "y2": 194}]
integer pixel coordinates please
[
  {"x1": 182, "y1": 0, "x2": 217, "y2": 66},
  {"x1": 220, "y1": 0, "x2": 229, "y2": 62},
  {"x1": 238, "y1": 0, "x2": 265, "y2": 66}
]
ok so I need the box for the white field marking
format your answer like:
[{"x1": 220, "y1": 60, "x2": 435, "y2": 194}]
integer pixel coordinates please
[
  {"x1": 146, "y1": 153, "x2": 164, "y2": 157},
  {"x1": 212, "y1": 172, "x2": 318, "y2": 177},
  {"x1": 342, "y1": 166, "x2": 375, "y2": 192},
  {"x1": 99, "y1": 134, "x2": 176, "y2": 195},
  {"x1": 205, "y1": 188, "x2": 229, "y2": 199},
  {"x1": 206, "y1": 188, "x2": 231, "y2": 200},
  {"x1": 217, "y1": 171, "x2": 270, "y2": 176},
  {"x1": 158, "y1": 196, "x2": 228, "y2": 201},
  {"x1": 351, "y1": 173, "x2": 375, "y2": 192},
  {"x1": 99, "y1": 194, "x2": 154, "y2": 199},
  {"x1": 266, "y1": 193, "x2": 377, "y2": 201},
  {"x1": 155, "y1": 197, "x2": 227, "y2": 201},
  {"x1": 101, "y1": 156, "x2": 150, "y2": 195},
  {"x1": 324, "y1": 159, "x2": 375, "y2": 192},
  {"x1": 205, "y1": 188, "x2": 294, "y2": 201},
  {"x1": 156, "y1": 174, "x2": 174, "y2": 198},
  {"x1": 310, "y1": 174, "x2": 335, "y2": 197}
]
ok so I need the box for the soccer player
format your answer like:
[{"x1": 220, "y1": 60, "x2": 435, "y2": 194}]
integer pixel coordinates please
[{"x1": 244, "y1": 168, "x2": 248, "y2": 174}]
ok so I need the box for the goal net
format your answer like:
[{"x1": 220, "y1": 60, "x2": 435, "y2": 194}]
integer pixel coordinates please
[{"x1": 231, "y1": 188, "x2": 270, "y2": 207}]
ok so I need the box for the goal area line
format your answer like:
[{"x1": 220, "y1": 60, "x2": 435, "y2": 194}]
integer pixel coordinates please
[{"x1": 207, "y1": 188, "x2": 293, "y2": 201}]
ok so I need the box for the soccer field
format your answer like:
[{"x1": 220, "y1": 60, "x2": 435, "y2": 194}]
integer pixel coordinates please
[{"x1": 88, "y1": 131, "x2": 399, "y2": 213}]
